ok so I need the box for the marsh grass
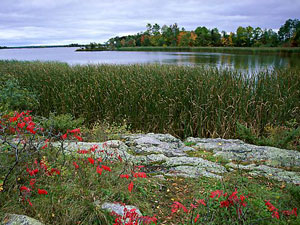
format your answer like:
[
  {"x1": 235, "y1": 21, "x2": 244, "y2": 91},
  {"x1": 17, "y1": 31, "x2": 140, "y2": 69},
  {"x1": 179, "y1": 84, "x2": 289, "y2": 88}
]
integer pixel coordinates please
[{"x1": 0, "y1": 61, "x2": 299, "y2": 140}]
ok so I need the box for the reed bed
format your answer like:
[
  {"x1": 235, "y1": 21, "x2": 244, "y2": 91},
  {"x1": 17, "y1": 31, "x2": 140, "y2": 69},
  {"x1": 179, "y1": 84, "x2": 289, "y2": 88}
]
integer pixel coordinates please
[{"x1": 0, "y1": 60, "x2": 299, "y2": 139}]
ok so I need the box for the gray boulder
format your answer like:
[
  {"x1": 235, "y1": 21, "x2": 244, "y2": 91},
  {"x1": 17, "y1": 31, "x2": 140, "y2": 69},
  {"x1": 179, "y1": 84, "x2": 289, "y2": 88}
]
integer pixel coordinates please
[
  {"x1": 2, "y1": 214, "x2": 44, "y2": 225},
  {"x1": 100, "y1": 202, "x2": 142, "y2": 216},
  {"x1": 186, "y1": 137, "x2": 300, "y2": 167},
  {"x1": 227, "y1": 162, "x2": 300, "y2": 184},
  {"x1": 122, "y1": 133, "x2": 191, "y2": 157}
]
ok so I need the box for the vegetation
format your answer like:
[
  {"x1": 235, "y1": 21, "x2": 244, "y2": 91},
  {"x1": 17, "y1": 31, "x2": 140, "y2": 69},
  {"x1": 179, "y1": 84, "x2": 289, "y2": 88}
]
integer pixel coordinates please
[
  {"x1": 76, "y1": 43, "x2": 108, "y2": 51},
  {"x1": 38, "y1": 113, "x2": 84, "y2": 134},
  {"x1": 0, "y1": 73, "x2": 38, "y2": 111},
  {"x1": 0, "y1": 112, "x2": 299, "y2": 224},
  {"x1": 100, "y1": 19, "x2": 300, "y2": 50},
  {"x1": 0, "y1": 60, "x2": 299, "y2": 150},
  {"x1": 115, "y1": 46, "x2": 300, "y2": 54},
  {"x1": 236, "y1": 122, "x2": 300, "y2": 151}
]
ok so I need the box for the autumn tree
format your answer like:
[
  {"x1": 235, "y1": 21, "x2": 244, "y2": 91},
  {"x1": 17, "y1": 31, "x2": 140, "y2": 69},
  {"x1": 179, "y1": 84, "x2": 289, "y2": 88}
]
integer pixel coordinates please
[{"x1": 104, "y1": 20, "x2": 299, "y2": 48}]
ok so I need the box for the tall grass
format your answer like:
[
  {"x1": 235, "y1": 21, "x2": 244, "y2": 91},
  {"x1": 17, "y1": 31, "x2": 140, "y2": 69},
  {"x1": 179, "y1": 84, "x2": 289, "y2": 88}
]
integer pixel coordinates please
[{"x1": 0, "y1": 60, "x2": 299, "y2": 139}]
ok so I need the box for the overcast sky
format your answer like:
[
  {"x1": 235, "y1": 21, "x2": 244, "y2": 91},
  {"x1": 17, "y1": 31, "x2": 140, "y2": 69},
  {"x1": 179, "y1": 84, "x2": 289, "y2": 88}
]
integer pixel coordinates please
[{"x1": 1, "y1": 0, "x2": 299, "y2": 46}]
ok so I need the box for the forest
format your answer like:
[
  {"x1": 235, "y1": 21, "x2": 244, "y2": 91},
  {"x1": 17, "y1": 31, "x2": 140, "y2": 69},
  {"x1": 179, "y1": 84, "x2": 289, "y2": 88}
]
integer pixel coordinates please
[{"x1": 102, "y1": 19, "x2": 300, "y2": 49}]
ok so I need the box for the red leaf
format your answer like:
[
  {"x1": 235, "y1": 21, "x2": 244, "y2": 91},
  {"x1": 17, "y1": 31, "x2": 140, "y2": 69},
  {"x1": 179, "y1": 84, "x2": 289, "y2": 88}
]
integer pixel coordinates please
[
  {"x1": 120, "y1": 174, "x2": 130, "y2": 179},
  {"x1": 102, "y1": 165, "x2": 111, "y2": 171},
  {"x1": 128, "y1": 181, "x2": 134, "y2": 192},
  {"x1": 27, "y1": 198, "x2": 33, "y2": 206},
  {"x1": 38, "y1": 189, "x2": 48, "y2": 195},
  {"x1": 73, "y1": 161, "x2": 79, "y2": 169},
  {"x1": 20, "y1": 186, "x2": 31, "y2": 192},
  {"x1": 96, "y1": 166, "x2": 103, "y2": 175},
  {"x1": 68, "y1": 128, "x2": 80, "y2": 133},
  {"x1": 88, "y1": 157, "x2": 95, "y2": 165},
  {"x1": 74, "y1": 135, "x2": 83, "y2": 141},
  {"x1": 61, "y1": 133, "x2": 68, "y2": 140},
  {"x1": 29, "y1": 179, "x2": 36, "y2": 188}
]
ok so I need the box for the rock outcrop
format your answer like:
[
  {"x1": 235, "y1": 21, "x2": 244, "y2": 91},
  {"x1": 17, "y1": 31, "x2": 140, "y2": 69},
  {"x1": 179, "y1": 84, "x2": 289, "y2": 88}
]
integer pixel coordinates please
[
  {"x1": 2, "y1": 214, "x2": 44, "y2": 225},
  {"x1": 57, "y1": 133, "x2": 300, "y2": 184}
]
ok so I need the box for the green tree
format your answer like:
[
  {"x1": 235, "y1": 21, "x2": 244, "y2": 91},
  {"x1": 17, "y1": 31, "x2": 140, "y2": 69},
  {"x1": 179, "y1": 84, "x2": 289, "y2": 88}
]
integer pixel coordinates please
[
  {"x1": 146, "y1": 23, "x2": 152, "y2": 35},
  {"x1": 236, "y1": 26, "x2": 248, "y2": 46},
  {"x1": 211, "y1": 28, "x2": 221, "y2": 46},
  {"x1": 261, "y1": 29, "x2": 279, "y2": 47},
  {"x1": 195, "y1": 26, "x2": 211, "y2": 46},
  {"x1": 152, "y1": 23, "x2": 161, "y2": 35},
  {"x1": 161, "y1": 24, "x2": 179, "y2": 46},
  {"x1": 253, "y1": 27, "x2": 263, "y2": 46},
  {"x1": 245, "y1": 26, "x2": 254, "y2": 46}
]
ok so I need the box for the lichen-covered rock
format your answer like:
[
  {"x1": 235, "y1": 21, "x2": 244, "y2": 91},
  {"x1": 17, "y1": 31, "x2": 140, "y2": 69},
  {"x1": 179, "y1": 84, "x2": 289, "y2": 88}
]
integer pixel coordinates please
[
  {"x1": 122, "y1": 133, "x2": 189, "y2": 157},
  {"x1": 163, "y1": 156, "x2": 227, "y2": 174},
  {"x1": 186, "y1": 137, "x2": 300, "y2": 167},
  {"x1": 100, "y1": 202, "x2": 142, "y2": 216},
  {"x1": 2, "y1": 214, "x2": 44, "y2": 225},
  {"x1": 133, "y1": 154, "x2": 168, "y2": 165},
  {"x1": 166, "y1": 166, "x2": 223, "y2": 179},
  {"x1": 50, "y1": 134, "x2": 299, "y2": 183},
  {"x1": 227, "y1": 163, "x2": 300, "y2": 184},
  {"x1": 52, "y1": 140, "x2": 133, "y2": 161}
]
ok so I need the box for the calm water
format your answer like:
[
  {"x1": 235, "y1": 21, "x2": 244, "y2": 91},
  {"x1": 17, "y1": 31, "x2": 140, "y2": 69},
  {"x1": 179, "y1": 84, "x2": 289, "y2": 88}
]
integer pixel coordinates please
[{"x1": 0, "y1": 47, "x2": 299, "y2": 72}]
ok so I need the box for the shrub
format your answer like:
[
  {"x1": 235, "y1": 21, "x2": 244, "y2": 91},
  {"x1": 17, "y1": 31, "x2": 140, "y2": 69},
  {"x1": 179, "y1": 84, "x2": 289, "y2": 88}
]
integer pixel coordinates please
[
  {"x1": 236, "y1": 122, "x2": 300, "y2": 150},
  {"x1": 0, "y1": 74, "x2": 38, "y2": 111},
  {"x1": 39, "y1": 113, "x2": 84, "y2": 134}
]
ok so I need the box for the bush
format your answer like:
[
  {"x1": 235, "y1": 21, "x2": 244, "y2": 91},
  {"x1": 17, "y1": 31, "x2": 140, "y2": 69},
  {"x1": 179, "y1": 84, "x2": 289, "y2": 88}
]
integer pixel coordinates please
[
  {"x1": 236, "y1": 122, "x2": 300, "y2": 150},
  {"x1": 82, "y1": 119, "x2": 135, "y2": 142},
  {"x1": 39, "y1": 113, "x2": 84, "y2": 134},
  {"x1": 0, "y1": 74, "x2": 38, "y2": 111}
]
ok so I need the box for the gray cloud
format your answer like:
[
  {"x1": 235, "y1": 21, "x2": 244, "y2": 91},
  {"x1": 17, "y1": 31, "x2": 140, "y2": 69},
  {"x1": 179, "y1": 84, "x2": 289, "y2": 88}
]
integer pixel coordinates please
[{"x1": 0, "y1": 0, "x2": 299, "y2": 46}]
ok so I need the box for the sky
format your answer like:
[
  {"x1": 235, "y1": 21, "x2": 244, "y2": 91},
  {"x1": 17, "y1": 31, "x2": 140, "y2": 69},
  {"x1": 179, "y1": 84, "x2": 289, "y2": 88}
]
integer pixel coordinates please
[{"x1": 1, "y1": 0, "x2": 300, "y2": 46}]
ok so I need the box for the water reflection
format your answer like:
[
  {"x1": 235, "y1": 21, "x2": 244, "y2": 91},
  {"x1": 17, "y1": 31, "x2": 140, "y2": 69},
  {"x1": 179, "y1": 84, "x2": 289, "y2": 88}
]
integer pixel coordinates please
[
  {"x1": 0, "y1": 47, "x2": 299, "y2": 74},
  {"x1": 163, "y1": 52, "x2": 299, "y2": 73}
]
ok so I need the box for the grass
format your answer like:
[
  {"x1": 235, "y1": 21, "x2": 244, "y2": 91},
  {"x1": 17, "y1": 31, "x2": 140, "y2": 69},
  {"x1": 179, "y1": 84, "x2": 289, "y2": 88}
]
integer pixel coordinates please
[
  {"x1": 115, "y1": 46, "x2": 300, "y2": 55},
  {"x1": 0, "y1": 60, "x2": 299, "y2": 144},
  {"x1": 0, "y1": 147, "x2": 299, "y2": 225},
  {"x1": 186, "y1": 149, "x2": 229, "y2": 165}
]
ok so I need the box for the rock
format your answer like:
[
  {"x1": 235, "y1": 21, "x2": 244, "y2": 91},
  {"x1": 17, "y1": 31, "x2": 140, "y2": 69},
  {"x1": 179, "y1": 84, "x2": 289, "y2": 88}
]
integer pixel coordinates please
[
  {"x1": 186, "y1": 137, "x2": 300, "y2": 167},
  {"x1": 181, "y1": 146, "x2": 196, "y2": 152},
  {"x1": 163, "y1": 156, "x2": 227, "y2": 174},
  {"x1": 122, "y1": 133, "x2": 188, "y2": 157},
  {"x1": 227, "y1": 163, "x2": 300, "y2": 184},
  {"x1": 51, "y1": 134, "x2": 300, "y2": 183},
  {"x1": 2, "y1": 214, "x2": 44, "y2": 225},
  {"x1": 135, "y1": 136, "x2": 163, "y2": 146},
  {"x1": 166, "y1": 166, "x2": 223, "y2": 179},
  {"x1": 133, "y1": 154, "x2": 168, "y2": 165},
  {"x1": 100, "y1": 202, "x2": 142, "y2": 216},
  {"x1": 152, "y1": 175, "x2": 166, "y2": 180},
  {"x1": 52, "y1": 140, "x2": 133, "y2": 161}
]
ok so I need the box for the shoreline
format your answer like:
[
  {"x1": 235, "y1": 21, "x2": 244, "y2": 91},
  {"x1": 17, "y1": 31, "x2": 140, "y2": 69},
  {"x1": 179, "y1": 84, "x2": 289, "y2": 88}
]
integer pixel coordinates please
[{"x1": 77, "y1": 46, "x2": 300, "y2": 55}]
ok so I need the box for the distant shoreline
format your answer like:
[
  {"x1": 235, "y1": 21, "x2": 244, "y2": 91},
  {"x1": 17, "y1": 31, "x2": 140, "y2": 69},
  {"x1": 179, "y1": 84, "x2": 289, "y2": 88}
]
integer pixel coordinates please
[
  {"x1": 77, "y1": 46, "x2": 300, "y2": 55},
  {"x1": 0, "y1": 45, "x2": 84, "y2": 49}
]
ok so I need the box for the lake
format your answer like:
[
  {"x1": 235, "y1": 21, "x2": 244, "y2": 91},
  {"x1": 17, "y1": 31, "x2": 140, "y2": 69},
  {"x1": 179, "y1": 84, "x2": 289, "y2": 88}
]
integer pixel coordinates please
[{"x1": 0, "y1": 47, "x2": 299, "y2": 73}]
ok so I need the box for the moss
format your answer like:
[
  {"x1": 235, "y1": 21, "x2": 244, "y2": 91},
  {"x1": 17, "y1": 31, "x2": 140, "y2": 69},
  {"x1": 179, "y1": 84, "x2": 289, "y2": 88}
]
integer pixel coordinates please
[
  {"x1": 183, "y1": 141, "x2": 196, "y2": 147},
  {"x1": 186, "y1": 150, "x2": 229, "y2": 165}
]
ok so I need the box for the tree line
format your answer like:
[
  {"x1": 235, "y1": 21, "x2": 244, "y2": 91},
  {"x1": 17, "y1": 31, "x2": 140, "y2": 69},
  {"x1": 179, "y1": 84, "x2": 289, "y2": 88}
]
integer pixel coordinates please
[{"x1": 104, "y1": 19, "x2": 300, "y2": 49}]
